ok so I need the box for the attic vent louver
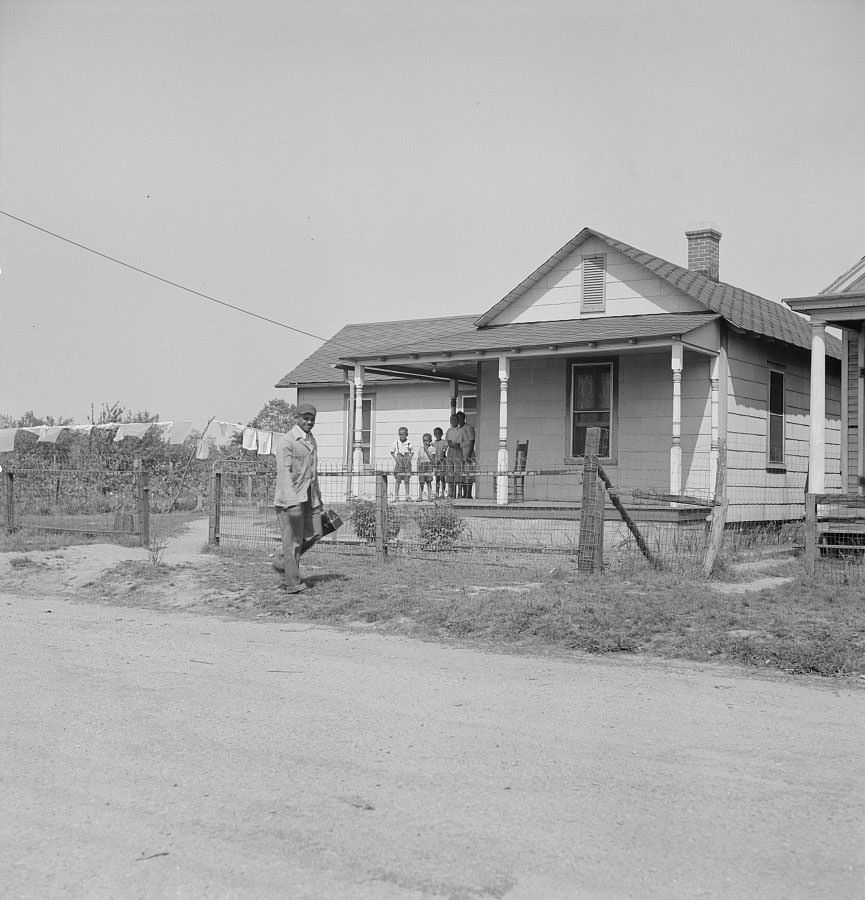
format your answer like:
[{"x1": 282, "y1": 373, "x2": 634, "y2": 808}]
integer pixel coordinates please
[{"x1": 581, "y1": 254, "x2": 606, "y2": 312}]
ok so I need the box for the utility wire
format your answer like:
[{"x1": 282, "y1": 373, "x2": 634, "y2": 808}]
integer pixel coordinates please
[
  {"x1": 0, "y1": 209, "x2": 333, "y2": 344},
  {"x1": 0, "y1": 209, "x2": 482, "y2": 366}
]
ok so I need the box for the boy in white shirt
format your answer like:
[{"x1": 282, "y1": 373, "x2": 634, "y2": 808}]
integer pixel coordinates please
[
  {"x1": 416, "y1": 432, "x2": 435, "y2": 501},
  {"x1": 390, "y1": 427, "x2": 413, "y2": 501}
]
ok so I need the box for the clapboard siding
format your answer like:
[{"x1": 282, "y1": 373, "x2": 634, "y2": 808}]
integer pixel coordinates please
[
  {"x1": 489, "y1": 238, "x2": 705, "y2": 326},
  {"x1": 725, "y1": 332, "x2": 841, "y2": 521},
  {"x1": 298, "y1": 328, "x2": 841, "y2": 521}
]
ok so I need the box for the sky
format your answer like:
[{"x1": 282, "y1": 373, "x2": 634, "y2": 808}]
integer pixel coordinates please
[{"x1": 1, "y1": 0, "x2": 863, "y2": 426}]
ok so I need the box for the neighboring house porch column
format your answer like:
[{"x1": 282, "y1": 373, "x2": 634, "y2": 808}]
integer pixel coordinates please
[
  {"x1": 670, "y1": 341, "x2": 683, "y2": 496},
  {"x1": 352, "y1": 364, "x2": 365, "y2": 473},
  {"x1": 449, "y1": 380, "x2": 458, "y2": 417},
  {"x1": 809, "y1": 319, "x2": 827, "y2": 493},
  {"x1": 495, "y1": 355, "x2": 510, "y2": 506},
  {"x1": 858, "y1": 328, "x2": 865, "y2": 493},
  {"x1": 709, "y1": 353, "x2": 720, "y2": 494}
]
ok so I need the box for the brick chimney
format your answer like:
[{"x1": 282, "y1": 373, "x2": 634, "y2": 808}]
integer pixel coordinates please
[{"x1": 685, "y1": 228, "x2": 722, "y2": 281}]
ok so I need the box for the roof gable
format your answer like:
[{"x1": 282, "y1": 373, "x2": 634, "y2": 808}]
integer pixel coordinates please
[
  {"x1": 822, "y1": 255, "x2": 865, "y2": 295},
  {"x1": 475, "y1": 227, "x2": 835, "y2": 356}
]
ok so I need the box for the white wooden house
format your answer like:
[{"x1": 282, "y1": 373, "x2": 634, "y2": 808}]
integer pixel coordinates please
[
  {"x1": 785, "y1": 254, "x2": 865, "y2": 494},
  {"x1": 277, "y1": 227, "x2": 842, "y2": 521}
]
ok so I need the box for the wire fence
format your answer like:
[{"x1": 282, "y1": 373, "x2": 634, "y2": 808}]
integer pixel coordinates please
[
  {"x1": 6, "y1": 452, "x2": 863, "y2": 583},
  {"x1": 2, "y1": 466, "x2": 147, "y2": 543},
  {"x1": 209, "y1": 453, "x2": 729, "y2": 576},
  {"x1": 803, "y1": 493, "x2": 865, "y2": 585}
]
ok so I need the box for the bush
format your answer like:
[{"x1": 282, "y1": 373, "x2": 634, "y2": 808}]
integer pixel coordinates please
[
  {"x1": 414, "y1": 500, "x2": 466, "y2": 550},
  {"x1": 349, "y1": 498, "x2": 403, "y2": 543}
]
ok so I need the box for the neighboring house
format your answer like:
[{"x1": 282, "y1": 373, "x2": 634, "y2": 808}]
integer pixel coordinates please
[
  {"x1": 277, "y1": 227, "x2": 842, "y2": 521},
  {"x1": 785, "y1": 254, "x2": 865, "y2": 495}
]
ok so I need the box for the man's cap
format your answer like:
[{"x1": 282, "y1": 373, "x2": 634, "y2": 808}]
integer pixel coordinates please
[{"x1": 296, "y1": 403, "x2": 317, "y2": 417}]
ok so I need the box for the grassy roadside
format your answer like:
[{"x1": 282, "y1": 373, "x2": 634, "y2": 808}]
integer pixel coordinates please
[
  {"x1": 4, "y1": 520, "x2": 862, "y2": 679},
  {"x1": 199, "y1": 545, "x2": 865, "y2": 679}
]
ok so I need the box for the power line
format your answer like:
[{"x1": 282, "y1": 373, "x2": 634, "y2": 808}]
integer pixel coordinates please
[
  {"x1": 0, "y1": 209, "x2": 332, "y2": 343},
  {"x1": 0, "y1": 209, "x2": 483, "y2": 368}
]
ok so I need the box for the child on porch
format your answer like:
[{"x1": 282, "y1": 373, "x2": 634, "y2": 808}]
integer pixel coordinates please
[
  {"x1": 431, "y1": 427, "x2": 448, "y2": 498},
  {"x1": 390, "y1": 426, "x2": 413, "y2": 501},
  {"x1": 416, "y1": 433, "x2": 435, "y2": 501}
]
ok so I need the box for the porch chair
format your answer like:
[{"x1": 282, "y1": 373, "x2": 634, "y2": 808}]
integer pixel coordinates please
[{"x1": 511, "y1": 440, "x2": 529, "y2": 501}]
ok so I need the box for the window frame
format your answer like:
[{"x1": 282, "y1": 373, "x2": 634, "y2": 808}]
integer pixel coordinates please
[
  {"x1": 566, "y1": 359, "x2": 617, "y2": 462},
  {"x1": 345, "y1": 391, "x2": 375, "y2": 466},
  {"x1": 767, "y1": 367, "x2": 786, "y2": 471},
  {"x1": 459, "y1": 393, "x2": 478, "y2": 453}
]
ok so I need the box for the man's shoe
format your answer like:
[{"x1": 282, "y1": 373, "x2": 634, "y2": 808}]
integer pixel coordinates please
[{"x1": 282, "y1": 582, "x2": 307, "y2": 594}]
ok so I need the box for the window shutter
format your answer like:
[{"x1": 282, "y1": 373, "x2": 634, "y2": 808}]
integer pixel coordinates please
[{"x1": 581, "y1": 255, "x2": 606, "y2": 312}]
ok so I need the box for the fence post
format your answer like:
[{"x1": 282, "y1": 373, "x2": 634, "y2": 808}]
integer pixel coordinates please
[
  {"x1": 375, "y1": 472, "x2": 388, "y2": 565},
  {"x1": 209, "y1": 465, "x2": 222, "y2": 545},
  {"x1": 702, "y1": 439, "x2": 728, "y2": 577},
  {"x1": 138, "y1": 469, "x2": 151, "y2": 547},
  {"x1": 804, "y1": 492, "x2": 817, "y2": 576},
  {"x1": 4, "y1": 471, "x2": 13, "y2": 533},
  {"x1": 577, "y1": 428, "x2": 604, "y2": 573}
]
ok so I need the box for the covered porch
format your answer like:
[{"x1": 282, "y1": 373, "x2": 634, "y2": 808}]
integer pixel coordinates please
[
  {"x1": 336, "y1": 312, "x2": 726, "y2": 507},
  {"x1": 786, "y1": 276, "x2": 865, "y2": 494},
  {"x1": 786, "y1": 263, "x2": 865, "y2": 562}
]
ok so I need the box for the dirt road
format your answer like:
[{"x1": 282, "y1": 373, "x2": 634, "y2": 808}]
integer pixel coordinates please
[{"x1": 1, "y1": 523, "x2": 863, "y2": 899}]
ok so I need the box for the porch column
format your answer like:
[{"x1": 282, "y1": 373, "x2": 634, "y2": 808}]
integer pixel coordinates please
[
  {"x1": 346, "y1": 373, "x2": 356, "y2": 499},
  {"x1": 352, "y1": 364, "x2": 365, "y2": 473},
  {"x1": 858, "y1": 328, "x2": 864, "y2": 493},
  {"x1": 670, "y1": 341, "x2": 683, "y2": 496},
  {"x1": 709, "y1": 353, "x2": 720, "y2": 494},
  {"x1": 495, "y1": 355, "x2": 510, "y2": 505},
  {"x1": 809, "y1": 319, "x2": 826, "y2": 493},
  {"x1": 449, "y1": 379, "x2": 458, "y2": 417}
]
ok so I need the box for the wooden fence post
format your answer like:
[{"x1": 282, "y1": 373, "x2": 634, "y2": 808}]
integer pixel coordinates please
[
  {"x1": 577, "y1": 428, "x2": 604, "y2": 573},
  {"x1": 804, "y1": 492, "x2": 816, "y2": 576},
  {"x1": 209, "y1": 466, "x2": 222, "y2": 545},
  {"x1": 138, "y1": 469, "x2": 150, "y2": 548},
  {"x1": 4, "y1": 471, "x2": 13, "y2": 533},
  {"x1": 375, "y1": 473, "x2": 389, "y2": 565},
  {"x1": 702, "y1": 439, "x2": 728, "y2": 577}
]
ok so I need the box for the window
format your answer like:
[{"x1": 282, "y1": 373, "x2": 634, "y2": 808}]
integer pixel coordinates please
[
  {"x1": 460, "y1": 394, "x2": 478, "y2": 452},
  {"x1": 581, "y1": 254, "x2": 606, "y2": 313},
  {"x1": 768, "y1": 370, "x2": 785, "y2": 467},
  {"x1": 459, "y1": 394, "x2": 478, "y2": 429},
  {"x1": 571, "y1": 362, "x2": 613, "y2": 457},
  {"x1": 346, "y1": 394, "x2": 374, "y2": 465}
]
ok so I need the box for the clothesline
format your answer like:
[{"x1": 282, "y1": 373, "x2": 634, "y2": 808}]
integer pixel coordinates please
[{"x1": 0, "y1": 420, "x2": 287, "y2": 459}]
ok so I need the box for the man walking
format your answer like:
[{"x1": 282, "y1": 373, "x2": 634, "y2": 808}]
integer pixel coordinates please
[{"x1": 273, "y1": 403, "x2": 323, "y2": 593}]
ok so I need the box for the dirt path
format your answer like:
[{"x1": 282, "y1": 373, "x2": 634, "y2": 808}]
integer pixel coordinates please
[{"x1": 1, "y1": 523, "x2": 864, "y2": 899}]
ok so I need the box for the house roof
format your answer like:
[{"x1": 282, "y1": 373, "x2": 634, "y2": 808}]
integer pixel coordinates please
[
  {"x1": 364, "y1": 312, "x2": 721, "y2": 358},
  {"x1": 783, "y1": 254, "x2": 865, "y2": 325},
  {"x1": 474, "y1": 227, "x2": 841, "y2": 358},
  {"x1": 821, "y1": 255, "x2": 865, "y2": 295},
  {"x1": 275, "y1": 314, "x2": 481, "y2": 386},
  {"x1": 277, "y1": 228, "x2": 842, "y2": 388}
]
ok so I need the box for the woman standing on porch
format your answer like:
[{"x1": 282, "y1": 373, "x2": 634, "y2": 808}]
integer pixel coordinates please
[
  {"x1": 445, "y1": 413, "x2": 464, "y2": 499},
  {"x1": 456, "y1": 411, "x2": 476, "y2": 499}
]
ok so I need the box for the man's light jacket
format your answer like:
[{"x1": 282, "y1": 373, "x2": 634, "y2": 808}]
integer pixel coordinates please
[{"x1": 273, "y1": 425, "x2": 321, "y2": 508}]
